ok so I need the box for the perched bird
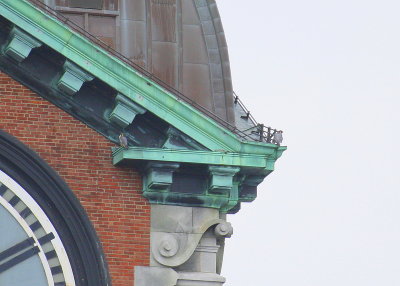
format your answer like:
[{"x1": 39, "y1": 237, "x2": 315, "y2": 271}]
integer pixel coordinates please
[
  {"x1": 272, "y1": 130, "x2": 283, "y2": 146},
  {"x1": 119, "y1": 133, "x2": 129, "y2": 149}
]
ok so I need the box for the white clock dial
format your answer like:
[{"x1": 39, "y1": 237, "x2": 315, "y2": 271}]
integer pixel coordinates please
[{"x1": 0, "y1": 169, "x2": 75, "y2": 286}]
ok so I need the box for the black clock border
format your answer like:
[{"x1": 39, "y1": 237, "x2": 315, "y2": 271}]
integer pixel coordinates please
[{"x1": 0, "y1": 129, "x2": 111, "y2": 286}]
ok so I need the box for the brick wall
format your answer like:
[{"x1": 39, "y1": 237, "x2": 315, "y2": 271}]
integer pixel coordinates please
[{"x1": 0, "y1": 71, "x2": 150, "y2": 286}]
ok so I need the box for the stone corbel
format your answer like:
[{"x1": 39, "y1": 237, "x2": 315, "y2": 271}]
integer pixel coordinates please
[
  {"x1": 140, "y1": 205, "x2": 232, "y2": 286},
  {"x1": 208, "y1": 166, "x2": 240, "y2": 195},
  {"x1": 151, "y1": 219, "x2": 232, "y2": 268},
  {"x1": 149, "y1": 206, "x2": 232, "y2": 268},
  {"x1": 109, "y1": 93, "x2": 146, "y2": 128},
  {"x1": 3, "y1": 26, "x2": 42, "y2": 62},
  {"x1": 57, "y1": 60, "x2": 94, "y2": 95}
]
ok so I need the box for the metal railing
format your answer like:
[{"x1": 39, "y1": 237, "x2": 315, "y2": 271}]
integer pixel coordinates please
[
  {"x1": 27, "y1": 0, "x2": 280, "y2": 144},
  {"x1": 233, "y1": 92, "x2": 280, "y2": 143}
]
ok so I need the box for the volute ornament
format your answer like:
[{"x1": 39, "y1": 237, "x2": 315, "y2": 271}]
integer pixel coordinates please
[{"x1": 214, "y1": 221, "x2": 233, "y2": 238}]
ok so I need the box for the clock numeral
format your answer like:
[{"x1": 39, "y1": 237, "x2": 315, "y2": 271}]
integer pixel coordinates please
[
  {"x1": 38, "y1": 232, "x2": 55, "y2": 245},
  {"x1": 45, "y1": 250, "x2": 57, "y2": 260},
  {"x1": 29, "y1": 221, "x2": 42, "y2": 232},
  {"x1": 0, "y1": 246, "x2": 40, "y2": 273},
  {"x1": 0, "y1": 184, "x2": 7, "y2": 196},
  {"x1": 8, "y1": 195, "x2": 20, "y2": 207},
  {"x1": 20, "y1": 207, "x2": 32, "y2": 218},
  {"x1": 51, "y1": 265, "x2": 63, "y2": 275}
]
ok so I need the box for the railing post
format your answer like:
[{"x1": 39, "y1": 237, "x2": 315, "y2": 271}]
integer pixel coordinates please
[
  {"x1": 258, "y1": 124, "x2": 264, "y2": 142},
  {"x1": 266, "y1": 126, "x2": 272, "y2": 143}
]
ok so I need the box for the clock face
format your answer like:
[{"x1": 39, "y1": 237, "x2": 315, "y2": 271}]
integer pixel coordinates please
[{"x1": 0, "y1": 169, "x2": 75, "y2": 286}]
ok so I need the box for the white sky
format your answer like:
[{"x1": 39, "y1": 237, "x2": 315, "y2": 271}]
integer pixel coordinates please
[{"x1": 218, "y1": 1, "x2": 400, "y2": 285}]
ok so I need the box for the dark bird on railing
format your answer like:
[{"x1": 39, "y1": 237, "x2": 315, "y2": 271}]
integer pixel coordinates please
[
  {"x1": 240, "y1": 111, "x2": 250, "y2": 120},
  {"x1": 119, "y1": 133, "x2": 129, "y2": 149},
  {"x1": 272, "y1": 130, "x2": 283, "y2": 146}
]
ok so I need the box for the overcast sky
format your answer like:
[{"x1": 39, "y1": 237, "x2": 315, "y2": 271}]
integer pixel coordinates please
[{"x1": 217, "y1": 1, "x2": 400, "y2": 285}]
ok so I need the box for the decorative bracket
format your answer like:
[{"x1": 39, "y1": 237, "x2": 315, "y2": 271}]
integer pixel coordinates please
[
  {"x1": 142, "y1": 205, "x2": 230, "y2": 285},
  {"x1": 162, "y1": 127, "x2": 206, "y2": 150},
  {"x1": 163, "y1": 127, "x2": 189, "y2": 150},
  {"x1": 239, "y1": 175, "x2": 267, "y2": 202},
  {"x1": 150, "y1": 205, "x2": 233, "y2": 268},
  {"x1": 109, "y1": 93, "x2": 146, "y2": 128},
  {"x1": 144, "y1": 162, "x2": 180, "y2": 192},
  {"x1": 3, "y1": 26, "x2": 41, "y2": 62},
  {"x1": 208, "y1": 166, "x2": 240, "y2": 195},
  {"x1": 57, "y1": 60, "x2": 94, "y2": 95}
]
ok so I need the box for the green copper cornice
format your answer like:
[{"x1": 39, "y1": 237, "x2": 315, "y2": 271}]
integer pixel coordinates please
[
  {"x1": 0, "y1": 0, "x2": 286, "y2": 157},
  {"x1": 112, "y1": 146, "x2": 284, "y2": 212},
  {"x1": 112, "y1": 146, "x2": 284, "y2": 170}
]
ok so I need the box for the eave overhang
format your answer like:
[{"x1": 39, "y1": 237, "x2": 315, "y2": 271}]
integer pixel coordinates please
[
  {"x1": 1, "y1": 0, "x2": 253, "y2": 152},
  {"x1": 113, "y1": 146, "x2": 285, "y2": 170},
  {"x1": 0, "y1": 0, "x2": 286, "y2": 213}
]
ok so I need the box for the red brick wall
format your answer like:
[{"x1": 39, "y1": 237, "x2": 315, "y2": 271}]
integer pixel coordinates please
[{"x1": 0, "y1": 71, "x2": 150, "y2": 286}]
